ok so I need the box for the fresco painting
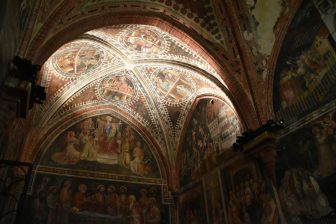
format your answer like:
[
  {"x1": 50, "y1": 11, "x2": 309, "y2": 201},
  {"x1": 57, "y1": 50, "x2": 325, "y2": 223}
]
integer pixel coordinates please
[
  {"x1": 124, "y1": 28, "x2": 162, "y2": 54},
  {"x1": 275, "y1": 1, "x2": 336, "y2": 116},
  {"x1": 180, "y1": 98, "x2": 241, "y2": 186},
  {"x1": 243, "y1": 0, "x2": 284, "y2": 56},
  {"x1": 26, "y1": 173, "x2": 169, "y2": 224},
  {"x1": 204, "y1": 171, "x2": 225, "y2": 224},
  {"x1": 179, "y1": 184, "x2": 206, "y2": 224},
  {"x1": 221, "y1": 162, "x2": 278, "y2": 224},
  {"x1": 276, "y1": 110, "x2": 336, "y2": 222},
  {"x1": 153, "y1": 68, "x2": 194, "y2": 102},
  {"x1": 99, "y1": 75, "x2": 135, "y2": 102},
  {"x1": 41, "y1": 114, "x2": 160, "y2": 178},
  {"x1": 54, "y1": 45, "x2": 103, "y2": 76}
]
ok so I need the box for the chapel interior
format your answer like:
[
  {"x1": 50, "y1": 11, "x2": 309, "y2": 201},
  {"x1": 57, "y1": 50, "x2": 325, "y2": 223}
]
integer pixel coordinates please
[{"x1": 1, "y1": 0, "x2": 336, "y2": 224}]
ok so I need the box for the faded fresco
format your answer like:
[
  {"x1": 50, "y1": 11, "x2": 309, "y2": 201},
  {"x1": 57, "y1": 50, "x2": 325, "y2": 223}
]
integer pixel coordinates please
[
  {"x1": 204, "y1": 171, "x2": 225, "y2": 224},
  {"x1": 221, "y1": 161, "x2": 278, "y2": 224},
  {"x1": 25, "y1": 173, "x2": 169, "y2": 224},
  {"x1": 242, "y1": 0, "x2": 284, "y2": 56},
  {"x1": 179, "y1": 184, "x2": 207, "y2": 224},
  {"x1": 53, "y1": 45, "x2": 103, "y2": 76},
  {"x1": 276, "y1": 110, "x2": 336, "y2": 222},
  {"x1": 275, "y1": 1, "x2": 336, "y2": 116},
  {"x1": 236, "y1": 0, "x2": 289, "y2": 77},
  {"x1": 41, "y1": 114, "x2": 160, "y2": 179},
  {"x1": 180, "y1": 98, "x2": 241, "y2": 186}
]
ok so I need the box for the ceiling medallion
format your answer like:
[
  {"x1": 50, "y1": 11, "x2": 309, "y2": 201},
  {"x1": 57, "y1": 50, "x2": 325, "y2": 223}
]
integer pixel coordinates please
[
  {"x1": 52, "y1": 43, "x2": 104, "y2": 77},
  {"x1": 96, "y1": 71, "x2": 139, "y2": 103},
  {"x1": 120, "y1": 26, "x2": 168, "y2": 55},
  {"x1": 152, "y1": 68, "x2": 196, "y2": 105}
]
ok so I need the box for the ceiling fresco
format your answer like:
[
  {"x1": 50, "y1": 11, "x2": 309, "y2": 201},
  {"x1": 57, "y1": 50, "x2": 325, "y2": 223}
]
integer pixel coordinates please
[
  {"x1": 232, "y1": 0, "x2": 296, "y2": 80},
  {"x1": 53, "y1": 44, "x2": 104, "y2": 77},
  {"x1": 16, "y1": 0, "x2": 310, "y2": 131},
  {"x1": 24, "y1": 24, "x2": 242, "y2": 181}
]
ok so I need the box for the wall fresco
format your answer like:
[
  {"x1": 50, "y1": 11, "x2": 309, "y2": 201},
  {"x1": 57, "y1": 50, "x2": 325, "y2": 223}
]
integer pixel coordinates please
[
  {"x1": 25, "y1": 173, "x2": 169, "y2": 224},
  {"x1": 221, "y1": 161, "x2": 279, "y2": 224},
  {"x1": 233, "y1": 0, "x2": 291, "y2": 77},
  {"x1": 180, "y1": 98, "x2": 241, "y2": 186},
  {"x1": 204, "y1": 171, "x2": 225, "y2": 224},
  {"x1": 40, "y1": 114, "x2": 160, "y2": 179},
  {"x1": 276, "y1": 110, "x2": 336, "y2": 222},
  {"x1": 179, "y1": 183, "x2": 207, "y2": 224},
  {"x1": 275, "y1": 1, "x2": 336, "y2": 120},
  {"x1": 243, "y1": 0, "x2": 284, "y2": 56}
]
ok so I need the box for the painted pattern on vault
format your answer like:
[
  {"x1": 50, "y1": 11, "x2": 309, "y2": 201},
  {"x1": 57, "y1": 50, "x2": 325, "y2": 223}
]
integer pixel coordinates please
[
  {"x1": 33, "y1": 24, "x2": 239, "y2": 172},
  {"x1": 87, "y1": 25, "x2": 223, "y2": 84},
  {"x1": 37, "y1": 39, "x2": 123, "y2": 116}
]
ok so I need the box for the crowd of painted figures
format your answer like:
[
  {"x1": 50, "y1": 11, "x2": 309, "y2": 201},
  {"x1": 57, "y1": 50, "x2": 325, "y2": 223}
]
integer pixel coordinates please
[
  {"x1": 49, "y1": 115, "x2": 155, "y2": 176},
  {"x1": 227, "y1": 177, "x2": 276, "y2": 224},
  {"x1": 31, "y1": 177, "x2": 161, "y2": 224}
]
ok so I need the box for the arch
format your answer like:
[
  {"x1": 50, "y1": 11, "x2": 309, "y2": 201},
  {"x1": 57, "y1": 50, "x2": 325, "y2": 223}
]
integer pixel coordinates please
[{"x1": 23, "y1": 12, "x2": 259, "y2": 129}]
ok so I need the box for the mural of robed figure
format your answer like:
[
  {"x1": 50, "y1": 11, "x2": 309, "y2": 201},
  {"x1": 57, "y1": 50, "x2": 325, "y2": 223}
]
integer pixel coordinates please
[{"x1": 42, "y1": 114, "x2": 159, "y2": 178}]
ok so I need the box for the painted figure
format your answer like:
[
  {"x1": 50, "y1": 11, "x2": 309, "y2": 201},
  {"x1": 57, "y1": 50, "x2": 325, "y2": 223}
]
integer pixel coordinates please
[
  {"x1": 52, "y1": 131, "x2": 80, "y2": 165},
  {"x1": 97, "y1": 116, "x2": 120, "y2": 157},
  {"x1": 46, "y1": 186, "x2": 58, "y2": 224},
  {"x1": 57, "y1": 180, "x2": 72, "y2": 224},
  {"x1": 146, "y1": 198, "x2": 160, "y2": 224},
  {"x1": 128, "y1": 195, "x2": 143, "y2": 224},
  {"x1": 106, "y1": 185, "x2": 119, "y2": 216},
  {"x1": 130, "y1": 142, "x2": 151, "y2": 176},
  {"x1": 72, "y1": 184, "x2": 88, "y2": 211},
  {"x1": 79, "y1": 119, "x2": 97, "y2": 161},
  {"x1": 90, "y1": 184, "x2": 106, "y2": 213}
]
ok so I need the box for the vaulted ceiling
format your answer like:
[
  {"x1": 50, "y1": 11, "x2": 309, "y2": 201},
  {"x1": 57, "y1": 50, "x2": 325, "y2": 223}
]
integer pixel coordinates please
[
  {"x1": 15, "y1": 0, "x2": 304, "y2": 188},
  {"x1": 25, "y1": 23, "x2": 238, "y2": 161},
  {"x1": 20, "y1": 0, "x2": 302, "y2": 130}
]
